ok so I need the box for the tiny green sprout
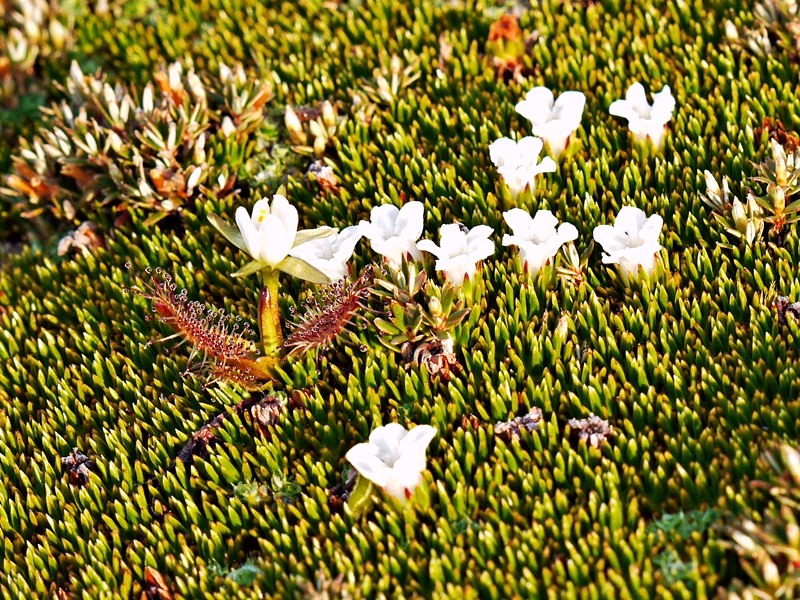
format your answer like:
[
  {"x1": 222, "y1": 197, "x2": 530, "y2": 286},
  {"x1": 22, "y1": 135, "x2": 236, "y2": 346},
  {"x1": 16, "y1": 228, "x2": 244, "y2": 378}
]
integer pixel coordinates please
[
  {"x1": 226, "y1": 560, "x2": 262, "y2": 586},
  {"x1": 653, "y1": 550, "x2": 697, "y2": 585},
  {"x1": 647, "y1": 509, "x2": 721, "y2": 538},
  {"x1": 271, "y1": 473, "x2": 302, "y2": 504},
  {"x1": 233, "y1": 480, "x2": 270, "y2": 507},
  {"x1": 452, "y1": 517, "x2": 480, "y2": 535}
]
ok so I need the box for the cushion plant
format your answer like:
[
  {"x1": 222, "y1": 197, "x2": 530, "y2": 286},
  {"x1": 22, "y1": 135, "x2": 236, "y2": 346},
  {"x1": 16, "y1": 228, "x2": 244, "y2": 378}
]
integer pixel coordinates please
[{"x1": 1, "y1": 0, "x2": 800, "y2": 598}]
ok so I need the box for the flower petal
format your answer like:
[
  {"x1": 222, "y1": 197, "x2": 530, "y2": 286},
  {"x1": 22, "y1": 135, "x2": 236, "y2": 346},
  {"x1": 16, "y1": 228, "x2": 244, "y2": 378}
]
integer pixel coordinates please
[
  {"x1": 259, "y1": 214, "x2": 295, "y2": 266},
  {"x1": 369, "y1": 423, "x2": 408, "y2": 465},
  {"x1": 517, "y1": 136, "x2": 544, "y2": 163},
  {"x1": 553, "y1": 91, "x2": 586, "y2": 126},
  {"x1": 625, "y1": 82, "x2": 649, "y2": 112},
  {"x1": 515, "y1": 87, "x2": 555, "y2": 125},
  {"x1": 269, "y1": 194, "x2": 298, "y2": 245},
  {"x1": 438, "y1": 224, "x2": 469, "y2": 257},
  {"x1": 416, "y1": 239, "x2": 443, "y2": 259},
  {"x1": 368, "y1": 204, "x2": 400, "y2": 239},
  {"x1": 503, "y1": 208, "x2": 533, "y2": 237},
  {"x1": 650, "y1": 85, "x2": 675, "y2": 124},
  {"x1": 395, "y1": 201, "x2": 425, "y2": 240},
  {"x1": 592, "y1": 224, "x2": 628, "y2": 253},
  {"x1": 250, "y1": 198, "x2": 272, "y2": 226},
  {"x1": 489, "y1": 138, "x2": 518, "y2": 168},
  {"x1": 346, "y1": 443, "x2": 394, "y2": 487},
  {"x1": 236, "y1": 206, "x2": 262, "y2": 260}
]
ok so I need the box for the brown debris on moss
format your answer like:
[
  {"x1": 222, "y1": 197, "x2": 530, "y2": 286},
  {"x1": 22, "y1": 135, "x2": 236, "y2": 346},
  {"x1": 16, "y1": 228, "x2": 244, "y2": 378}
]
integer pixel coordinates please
[
  {"x1": 494, "y1": 407, "x2": 544, "y2": 443},
  {"x1": 568, "y1": 414, "x2": 614, "y2": 449},
  {"x1": 61, "y1": 448, "x2": 96, "y2": 487}
]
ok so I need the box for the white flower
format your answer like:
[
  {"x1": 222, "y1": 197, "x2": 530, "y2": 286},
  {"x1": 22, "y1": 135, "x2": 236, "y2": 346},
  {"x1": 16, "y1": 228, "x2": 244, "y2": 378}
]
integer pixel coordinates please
[
  {"x1": 417, "y1": 223, "x2": 495, "y2": 287},
  {"x1": 592, "y1": 206, "x2": 663, "y2": 281},
  {"x1": 515, "y1": 87, "x2": 586, "y2": 157},
  {"x1": 289, "y1": 225, "x2": 364, "y2": 282},
  {"x1": 502, "y1": 209, "x2": 578, "y2": 273},
  {"x1": 489, "y1": 137, "x2": 557, "y2": 197},
  {"x1": 609, "y1": 82, "x2": 675, "y2": 148},
  {"x1": 360, "y1": 201, "x2": 425, "y2": 266},
  {"x1": 235, "y1": 194, "x2": 299, "y2": 267},
  {"x1": 345, "y1": 423, "x2": 437, "y2": 502}
]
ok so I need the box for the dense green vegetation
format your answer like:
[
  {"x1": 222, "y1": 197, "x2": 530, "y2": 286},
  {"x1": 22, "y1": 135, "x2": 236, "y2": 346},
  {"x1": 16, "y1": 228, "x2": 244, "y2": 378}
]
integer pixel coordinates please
[{"x1": 2, "y1": 0, "x2": 800, "y2": 597}]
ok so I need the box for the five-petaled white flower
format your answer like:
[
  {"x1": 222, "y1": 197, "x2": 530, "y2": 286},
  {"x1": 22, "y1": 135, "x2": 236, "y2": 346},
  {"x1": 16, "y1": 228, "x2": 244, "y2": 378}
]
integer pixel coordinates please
[
  {"x1": 609, "y1": 82, "x2": 675, "y2": 149},
  {"x1": 210, "y1": 194, "x2": 335, "y2": 283},
  {"x1": 592, "y1": 206, "x2": 663, "y2": 281},
  {"x1": 417, "y1": 223, "x2": 495, "y2": 287},
  {"x1": 502, "y1": 209, "x2": 578, "y2": 273},
  {"x1": 360, "y1": 201, "x2": 425, "y2": 266},
  {"x1": 489, "y1": 137, "x2": 557, "y2": 197},
  {"x1": 289, "y1": 225, "x2": 364, "y2": 282},
  {"x1": 235, "y1": 194, "x2": 299, "y2": 267},
  {"x1": 515, "y1": 87, "x2": 586, "y2": 157},
  {"x1": 345, "y1": 423, "x2": 437, "y2": 502}
]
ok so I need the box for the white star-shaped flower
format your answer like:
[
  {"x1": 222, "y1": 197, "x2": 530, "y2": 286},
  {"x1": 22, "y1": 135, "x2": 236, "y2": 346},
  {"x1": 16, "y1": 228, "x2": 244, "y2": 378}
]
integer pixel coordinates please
[
  {"x1": 489, "y1": 136, "x2": 557, "y2": 197},
  {"x1": 502, "y1": 209, "x2": 578, "y2": 273},
  {"x1": 360, "y1": 201, "x2": 425, "y2": 266},
  {"x1": 417, "y1": 223, "x2": 495, "y2": 287},
  {"x1": 609, "y1": 82, "x2": 675, "y2": 148},
  {"x1": 515, "y1": 87, "x2": 586, "y2": 157},
  {"x1": 592, "y1": 206, "x2": 663, "y2": 281},
  {"x1": 346, "y1": 423, "x2": 437, "y2": 502}
]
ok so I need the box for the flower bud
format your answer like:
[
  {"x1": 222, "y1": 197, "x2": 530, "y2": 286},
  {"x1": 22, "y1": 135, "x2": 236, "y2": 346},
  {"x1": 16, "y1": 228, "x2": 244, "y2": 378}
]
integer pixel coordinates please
[
  {"x1": 773, "y1": 140, "x2": 789, "y2": 186},
  {"x1": 731, "y1": 198, "x2": 747, "y2": 231},
  {"x1": 285, "y1": 106, "x2": 302, "y2": 133},
  {"x1": 773, "y1": 185, "x2": 786, "y2": 213},
  {"x1": 703, "y1": 170, "x2": 720, "y2": 201},
  {"x1": 764, "y1": 558, "x2": 780, "y2": 588},
  {"x1": 321, "y1": 101, "x2": 336, "y2": 129},
  {"x1": 49, "y1": 20, "x2": 68, "y2": 50},
  {"x1": 221, "y1": 116, "x2": 236, "y2": 138},
  {"x1": 565, "y1": 242, "x2": 580, "y2": 270},
  {"x1": 428, "y1": 296, "x2": 443, "y2": 319},
  {"x1": 724, "y1": 20, "x2": 738, "y2": 40},
  {"x1": 314, "y1": 134, "x2": 327, "y2": 157},
  {"x1": 745, "y1": 220, "x2": 757, "y2": 245},
  {"x1": 142, "y1": 84, "x2": 154, "y2": 112},
  {"x1": 186, "y1": 166, "x2": 203, "y2": 192},
  {"x1": 69, "y1": 60, "x2": 84, "y2": 86}
]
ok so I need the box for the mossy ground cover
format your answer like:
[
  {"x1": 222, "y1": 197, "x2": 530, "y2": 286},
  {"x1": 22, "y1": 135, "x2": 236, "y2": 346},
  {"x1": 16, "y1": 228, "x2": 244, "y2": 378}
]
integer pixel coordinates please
[{"x1": 1, "y1": 0, "x2": 800, "y2": 598}]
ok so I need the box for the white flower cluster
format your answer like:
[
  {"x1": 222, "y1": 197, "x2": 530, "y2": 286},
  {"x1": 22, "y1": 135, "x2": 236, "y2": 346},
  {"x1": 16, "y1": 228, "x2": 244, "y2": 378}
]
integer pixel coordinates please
[
  {"x1": 215, "y1": 80, "x2": 676, "y2": 507},
  {"x1": 489, "y1": 83, "x2": 675, "y2": 196}
]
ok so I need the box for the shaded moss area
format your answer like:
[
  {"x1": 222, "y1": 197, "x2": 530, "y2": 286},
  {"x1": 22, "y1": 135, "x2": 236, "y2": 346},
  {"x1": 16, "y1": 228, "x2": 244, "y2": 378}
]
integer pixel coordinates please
[{"x1": 1, "y1": 0, "x2": 800, "y2": 598}]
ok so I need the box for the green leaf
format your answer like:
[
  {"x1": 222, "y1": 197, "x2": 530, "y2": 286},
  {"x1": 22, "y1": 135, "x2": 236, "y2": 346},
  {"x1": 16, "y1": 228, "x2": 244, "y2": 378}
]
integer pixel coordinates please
[
  {"x1": 784, "y1": 197, "x2": 800, "y2": 214},
  {"x1": 346, "y1": 474, "x2": 375, "y2": 518},
  {"x1": 275, "y1": 256, "x2": 331, "y2": 284},
  {"x1": 293, "y1": 226, "x2": 337, "y2": 247},
  {"x1": 142, "y1": 211, "x2": 169, "y2": 228},
  {"x1": 232, "y1": 260, "x2": 267, "y2": 278},
  {"x1": 208, "y1": 212, "x2": 247, "y2": 250},
  {"x1": 374, "y1": 318, "x2": 401, "y2": 335}
]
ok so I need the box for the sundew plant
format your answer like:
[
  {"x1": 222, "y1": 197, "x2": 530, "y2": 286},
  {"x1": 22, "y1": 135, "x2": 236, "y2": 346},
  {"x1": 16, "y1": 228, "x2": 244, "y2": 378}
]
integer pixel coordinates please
[{"x1": 3, "y1": 0, "x2": 800, "y2": 598}]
